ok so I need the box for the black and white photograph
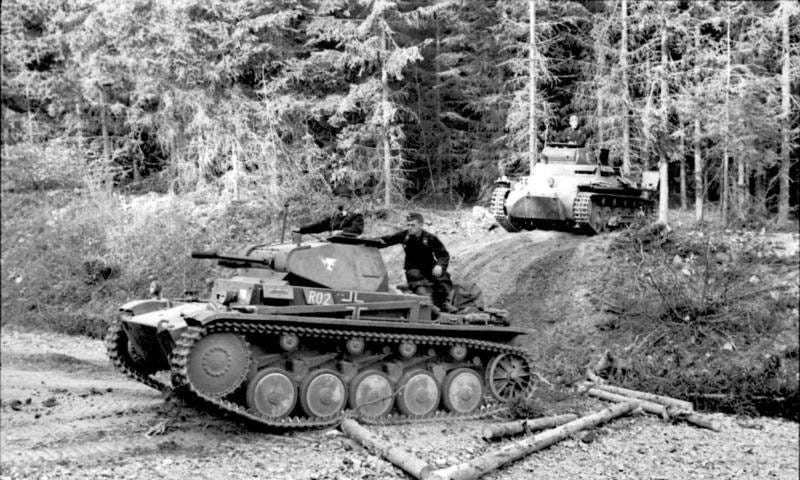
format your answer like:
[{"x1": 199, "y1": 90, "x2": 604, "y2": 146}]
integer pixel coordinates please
[{"x1": 1, "y1": 0, "x2": 798, "y2": 478}]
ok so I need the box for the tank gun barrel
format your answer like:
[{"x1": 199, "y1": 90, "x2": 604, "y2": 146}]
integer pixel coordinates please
[{"x1": 191, "y1": 250, "x2": 274, "y2": 267}]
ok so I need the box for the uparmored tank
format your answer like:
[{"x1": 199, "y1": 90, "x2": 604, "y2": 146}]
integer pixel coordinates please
[
  {"x1": 106, "y1": 236, "x2": 535, "y2": 429},
  {"x1": 491, "y1": 143, "x2": 659, "y2": 234}
]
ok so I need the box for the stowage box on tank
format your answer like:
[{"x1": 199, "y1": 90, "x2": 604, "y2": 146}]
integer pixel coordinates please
[{"x1": 106, "y1": 236, "x2": 535, "y2": 429}]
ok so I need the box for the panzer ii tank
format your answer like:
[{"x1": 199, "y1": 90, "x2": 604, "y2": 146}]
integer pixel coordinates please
[
  {"x1": 106, "y1": 235, "x2": 534, "y2": 429},
  {"x1": 490, "y1": 143, "x2": 659, "y2": 234}
]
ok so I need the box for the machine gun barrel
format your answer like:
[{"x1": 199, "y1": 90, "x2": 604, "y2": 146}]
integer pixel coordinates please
[{"x1": 191, "y1": 250, "x2": 274, "y2": 267}]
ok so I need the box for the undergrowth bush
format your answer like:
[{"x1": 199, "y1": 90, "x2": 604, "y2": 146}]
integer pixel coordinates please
[
  {"x1": 1, "y1": 141, "x2": 92, "y2": 192},
  {"x1": 1, "y1": 188, "x2": 366, "y2": 338},
  {"x1": 592, "y1": 224, "x2": 799, "y2": 418}
]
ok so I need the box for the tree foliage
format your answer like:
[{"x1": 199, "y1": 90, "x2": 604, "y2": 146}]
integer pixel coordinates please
[{"x1": 1, "y1": 0, "x2": 797, "y2": 217}]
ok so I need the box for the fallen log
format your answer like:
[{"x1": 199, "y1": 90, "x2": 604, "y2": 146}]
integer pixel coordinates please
[
  {"x1": 669, "y1": 409, "x2": 721, "y2": 432},
  {"x1": 424, "y1": 401, "x2": 638, "y2": 480},
  {"x1": 341, "y1": 418, "x2": 433, "y2": 479},
  {"x1": 579, "y1": 384, "x2": 669, "y2": 419},
  {"x1": 593, "y1": 383, "x2": 694, "y2": 411},
  {"x1": 481, "y1": 413, "x2": 578, "y2": 440}
]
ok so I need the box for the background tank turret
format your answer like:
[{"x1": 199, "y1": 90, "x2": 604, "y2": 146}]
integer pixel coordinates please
[
  {"x1": 490, "y1": 143, "x2": 659, "y2": 234},
  {"x1": 106, "y1": 236, "x2": 534, "y2": 429}
]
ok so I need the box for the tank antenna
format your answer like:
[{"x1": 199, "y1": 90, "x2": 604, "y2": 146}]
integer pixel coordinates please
[{"x1": 280, "y1": 202, "x2": 289, "y2": 243}]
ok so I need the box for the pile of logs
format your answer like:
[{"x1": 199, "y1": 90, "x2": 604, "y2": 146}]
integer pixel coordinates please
[{"x1": 340, "y1": 379, "x2": 720, "y2": 480}]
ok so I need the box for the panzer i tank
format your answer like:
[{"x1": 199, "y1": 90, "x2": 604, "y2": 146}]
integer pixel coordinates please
[
  {"x1": 106, "y1": 235, "x2": 534, "y2": 428},
  {"x1": 491, "y1": 143, "x2": 659, "y2": 234}
]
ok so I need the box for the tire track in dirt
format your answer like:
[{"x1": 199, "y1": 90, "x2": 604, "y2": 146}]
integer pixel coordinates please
[
  {"x1": 0, "y1": 432, "x2": 196, "y2": 467},
  {"x1": 452, "y1": 231, "x2": 585, "y2": 307}
]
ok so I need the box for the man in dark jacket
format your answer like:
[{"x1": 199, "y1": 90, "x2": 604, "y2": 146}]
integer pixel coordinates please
[
  {"x1": 556, "y1": 114, "x2": 592, "y2": 147},
  {"x1": 378, "y1": 212, "x2": 456, "y2": 313},
  {"x1": 294, "y1": 198, "x2": 364, "y2": 237}
]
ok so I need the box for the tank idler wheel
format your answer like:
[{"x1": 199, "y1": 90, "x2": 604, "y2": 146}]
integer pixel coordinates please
[
  {"x1": 442, "y1": 368, "x2": 484, "y2": 414},
  {"x1": 396, "y1": 370, "x2": 440, "y2": 417},
  {"x1": 246, "y1": 368, "x2": 297, "y2": 418},
  {"x1": 299, "y1": 369, "x2": 347, "y2": 418},
  {"x1": 486, "y1": 353, "x2": 532, "y2": 401},
  {"x1": 186, "y1": 333, "x2": 251, "y2": 397},
  {"x1": 349, "y1": 370, "x2": 394, "y2": 418}
]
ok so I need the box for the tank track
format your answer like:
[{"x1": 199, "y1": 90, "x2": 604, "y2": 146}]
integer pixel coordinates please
[
  {"x1": 572, "y1": 192, "x2": 592, "y2": 225},
  {"x1": 490, "y1": 185, "x2": 521, "y2": 232},
  {"x1": 573, "y1": 191, "x2": 653, "y2": 234},
  {"x1": 106, "y1": 320, "x2": 171, "y2": 393},
  {"x1": 167, "y1": 320, "x2": 535, "y2": 429}
]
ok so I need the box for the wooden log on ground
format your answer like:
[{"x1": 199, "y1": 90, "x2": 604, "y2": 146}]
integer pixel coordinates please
[
  {"x1": 585, "y1": 369, "x2": 605, "y2": 384},
  {"x1": 671, "y1": 410, "x2": 721, "y2": 432},
  {"x1": 424, "y1": 402, "x2": 638, "y2": 480},
  {"x1": 593, "y1": 383, "x2": 694, "y2": 411},
  {"x1": 341, "y1": 418, "x2": 433, "y2": 479},
  {"x1": 481, "y1": 413, "x2": 578, "y2": 440},
  {"x1": 579, "y1": 383, "x2": 669, "y2": 419}
]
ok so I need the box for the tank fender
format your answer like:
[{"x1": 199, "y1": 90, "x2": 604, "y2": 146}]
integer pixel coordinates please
[
  {"x1": 119, "y1": 299, "x2": 171, "y2": 316},
  {"x1": 182, "y1": 308, "x2": 220, "y2": 326}
]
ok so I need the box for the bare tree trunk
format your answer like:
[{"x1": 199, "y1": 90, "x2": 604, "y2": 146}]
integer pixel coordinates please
[
  {"x1": 621, "y1": 0, "x2": 630, "y2": 175},
  {"x1": 426, "y1": 402, "x2": 639, "y2": 480},
  {"x1": 528, "y1": 0, "x2": 538, "y2": 173},
  {"x1": 231, "y1": 143, "x2": 240, "y2": 201},
  {"x1": 778, "y1": 0, "x2": 792, "y2": 225},
  {"x1": 694, "y1": 25, "x2": 704, "y2": 222},
  {"x1": 434, "y1": 18, "x2": 442, "y2": 188},
  {"x1": 481, "y1": 414, "x2": 578, "y2": 440},
  {"x1": 25, "y1": 84, "x2": 34, "y2": 143},
  {"x1": 100, "y1": 89, "x2": 113, "y2": 192},
  {"x1": 658, "y1": 7, "x2": 669, "y2": 225},
  {"x1": 679, "y1": 118, "x2": 687, "y2": 210},
  {"x1": 595, "y1": 29, "x2": 605, "y2": 146},
  {"x1": 721, "y1": 7, "x2": 731, "y2": 226},
  {"x1": 381, "y1": 28, "x2": 392, "y2": 209},
  {"x1": 342, "y1": 419, "x2": 433, "y2": 479}
]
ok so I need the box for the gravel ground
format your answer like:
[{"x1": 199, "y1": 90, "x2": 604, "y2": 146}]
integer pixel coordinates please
[{"x1": 1, "y1": 330, "x2": 797, "y2": 480}]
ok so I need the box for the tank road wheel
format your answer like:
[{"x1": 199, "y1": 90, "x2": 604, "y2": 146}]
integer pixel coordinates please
[
  {"x1": 349, "y1": 370, "x2": 394, "y2": 418},
  {"x1": 486, "y1": 353, "x2": 532, "y2": 401},
  {"x1": 186, "y1": 333, "x2": 251, "y2": 397},
  {"x1": 442, "y1": 368, "x2": 484, "y2": 414},
  {"x1": 299, "y1": 369, "x2": 347, "y2": 418},
  {"x1": 246, "y1": 368, "x2": 297, "y2": 418},
  {"x1": 396, "y1": 370, "x2": 440, "y2": 417}
]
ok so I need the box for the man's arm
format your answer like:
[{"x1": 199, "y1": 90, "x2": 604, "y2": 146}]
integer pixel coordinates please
[
  {"x1": 295, "y1": 216, "x2": 332, "y2": 234},
  {"x1": 341, "y1": 213, "x2": 364, "y2": 235},
  {"x1": 428, "y1": 234, "x2": 450, "y2": 269},
  {"x1": 377, "y1": 230, "x2": 407, "y2": 248}
]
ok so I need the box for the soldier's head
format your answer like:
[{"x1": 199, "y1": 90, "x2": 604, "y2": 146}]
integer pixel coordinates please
[
  {"x1": 569, "y1": 114, "x2": 579, "y2": 130},
  {"x1": 406, "y1": 212, "x2": 424, "y2": 237}
]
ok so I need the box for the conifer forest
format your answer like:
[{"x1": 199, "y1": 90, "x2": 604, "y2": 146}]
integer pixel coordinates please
[{"x1": 2, "y1": 0, "x2": 798, "y2": 223}]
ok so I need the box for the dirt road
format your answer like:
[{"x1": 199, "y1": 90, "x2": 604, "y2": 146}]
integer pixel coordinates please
[{"x1": 1, "y1": 329, "x2": 797, "y2": 480}]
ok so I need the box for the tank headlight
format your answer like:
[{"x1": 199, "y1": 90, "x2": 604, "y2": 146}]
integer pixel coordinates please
[{"x1": 547, "y1": 177, "x2": 555, "y2": 187}]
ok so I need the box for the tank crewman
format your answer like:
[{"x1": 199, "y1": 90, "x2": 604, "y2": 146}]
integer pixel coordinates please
[
  {"x1": 293, "y1": 197, "x2": 364, "y2": 238},
  {"x1": 556, "y1": 114, "x2": 593, "y2": 147},
  {"x1": 377, "y1": 212, "x2": 457, "y2": 313}
]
